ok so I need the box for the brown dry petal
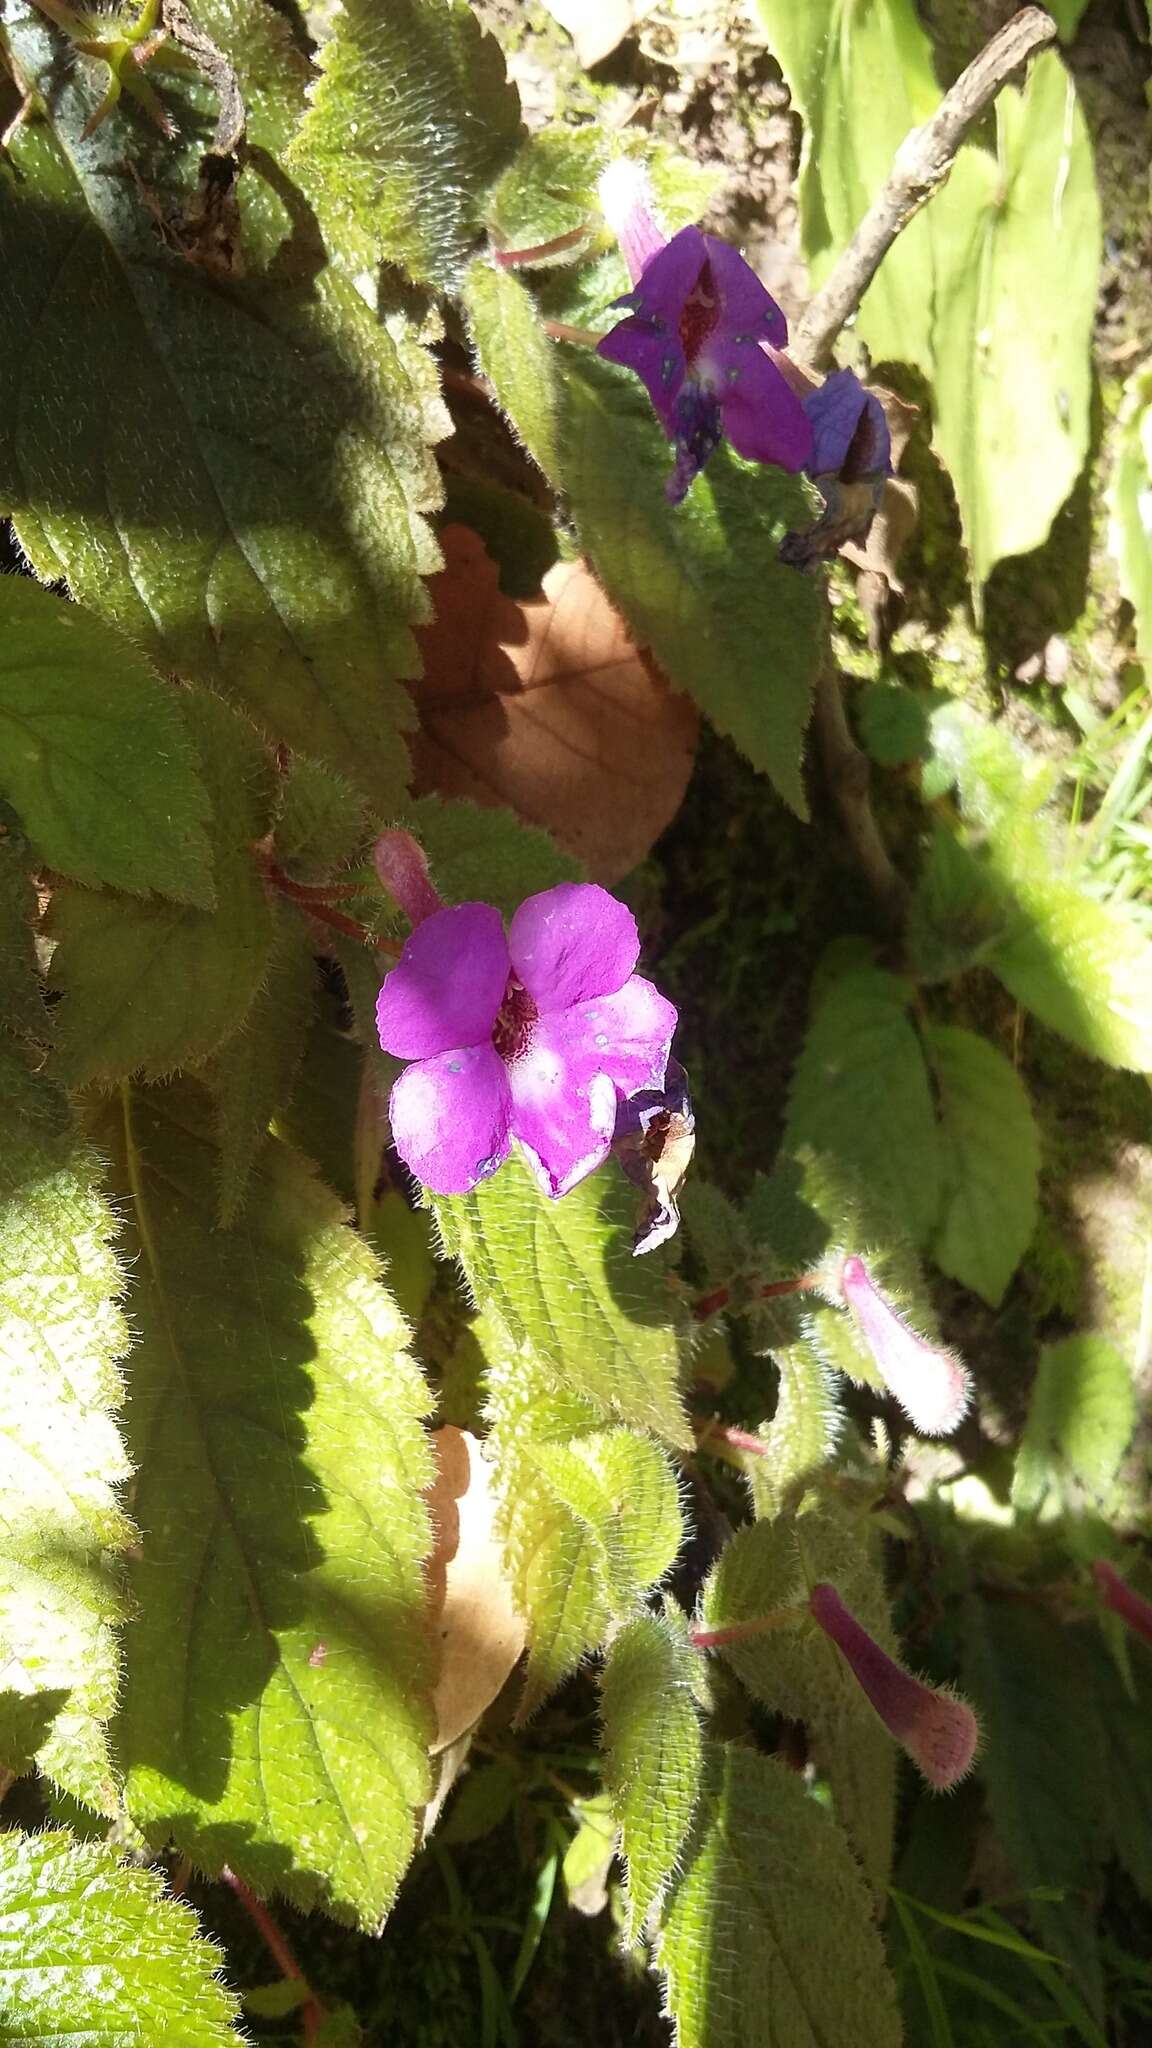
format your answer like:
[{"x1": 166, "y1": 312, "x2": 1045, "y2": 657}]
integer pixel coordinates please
[
  {"x1": 408, "y1": 525, "x2": 699, "y2": 884},
  {"x1": 424, "y1": 1425, "x2": 526, "y2": 1755}
]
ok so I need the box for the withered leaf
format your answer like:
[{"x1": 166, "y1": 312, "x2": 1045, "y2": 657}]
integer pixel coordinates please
[
  {"x1": 408, "y1": 525, "x2": 698, "y2": 884},
  {"x1": 424, "y1": 1425, "x2": 526, "y2": 1754}
]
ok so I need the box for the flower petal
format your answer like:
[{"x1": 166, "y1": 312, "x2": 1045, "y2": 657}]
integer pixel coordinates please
[
  {"x1": 809, "y1": 1583, "x2": 980, "y2": 1793},
  {"x1": 625, "y1": 222, "x2": 709, "y2": 327},
  {"x1": 508, "y1": 975, "x2": 677, "y2": 1199},
  {"x1": 667, "y1": 381, "x2": 724, "y2": 503},
  {"x1": 376, "y1": 902, "x2": 509, "y2": 1061},
  {"x1": 508, "y1": 882, "x2": 640, "y2": 1011},
  {"x1": 597, "y1": 318, "x2": 686, "y2": 430},
  {"x1": 388, "y1": 1043, "x2": 512, "y2": 1196},
  {"x1": 702, "y1": 234, "x2": 788, "y2": 346},
  {"x1": 709, "y1": 340, "x2": 814, "y2": 473},
  {"x1": 598, "y1": 159, "x2": 667, "y2": 287},
  {"x1": 805, "y1": 366, "x2": 892, "y2": 479}
]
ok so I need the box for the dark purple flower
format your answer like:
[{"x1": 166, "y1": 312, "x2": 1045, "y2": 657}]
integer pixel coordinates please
[
  {"x1": 804, "y1": 367, "x2": 892, "y2": 482},
  {"x1": 376, "y1": 882, "x2": 677, "y2": 1200},
  {"x1": 810, "y1": 1582, "x2": 979, "y2": 1792},
  {"x1": 595, "y1": 165, "x2": 812, "y2": 503}
]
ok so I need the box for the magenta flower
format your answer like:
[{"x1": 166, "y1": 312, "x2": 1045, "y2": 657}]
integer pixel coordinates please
[
  {"x1": 810, "y1": 1583, "x2": 979, "y2": 1792},
  {"x1": 376, "y1": 882, "x2": 677, "y2": 1200},
  {"x1": 1093, "y1": 1560, "x2": 1152, "y2": 1648},
  {"x1": 839, "y1": 1255, "x2": 972, "y2": 1438},
  {"x1": 595, "y1": 162, "x2": 813, "y2": 504}
]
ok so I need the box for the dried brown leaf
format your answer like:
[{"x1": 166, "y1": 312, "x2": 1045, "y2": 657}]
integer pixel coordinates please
[{"x1": 424, "y1": 1425, "x2": 526, "y2": 1754}]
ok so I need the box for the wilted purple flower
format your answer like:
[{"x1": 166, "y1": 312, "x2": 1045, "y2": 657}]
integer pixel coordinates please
[
  {"x1": 810, "y1": 1582, "x2": 979, "y2": 1792},
  {"x1": 839, "y1": 1255, "x2": 972, "y2": 1438},
  {"x1": 804, "y1": 367, "x2": 892, "y2": 482},
  {"x1": 596, "y1": 161, "x2": 813, "y2": 504},
  {"x1": 376, "y1": 882, "x2": 677, "y2": 1200},
  {"x1": 1093, "y1": 1560, "x2": 1152, "y2": 1648}
]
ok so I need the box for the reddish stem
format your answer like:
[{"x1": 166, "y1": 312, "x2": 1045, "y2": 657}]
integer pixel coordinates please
[
  {"x1": 494, "y1": 225, "x2": 590, "y2": 268},
  {"x1": 690, "y1": 1612, "x2": 799, "y2": 1651},
  {"x1": 695, "y1": 1420, "x2": 774, "y2": 1459},
  {"x1": 263, "y1": 862, "x2": 402, "y2": 955},
  {"x1": 220, "y1": 1866, "x2": 328, "y2": 2042},
  {"x1": 692, "y1": 1272, "x2": 819, "y2": 1321}
]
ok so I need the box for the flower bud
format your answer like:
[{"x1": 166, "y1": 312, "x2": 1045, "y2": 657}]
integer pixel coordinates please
[
  {"x1": 810, "y1": 1582, "x2": 979, "y2": 1792},
  {"x1": 373, "y1": 829, "x2": 444, "y2": 930},
  {"x1": 1093, "y1": 1560, "x2": 1152, "y2": 1648},
  {"x1": 597, "y1": 160, "x2": 666, "y2": 286},
  {"x1": 839, "y1": 1255, "x2": 971, "y2": 1437}
]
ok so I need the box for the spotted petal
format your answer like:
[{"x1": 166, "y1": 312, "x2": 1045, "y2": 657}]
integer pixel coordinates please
[
  {"x1": 389, "y1": 1042, "x2": 512, "y2": 1196},
  {"x1": 597, "y1": 318, "x2": 686, "y2": 431},
  {"x1": 509, "y1": 883, "x2": 640, "y2": 1012},
  {"x1": 703, "y1": 235, "x2": 788, "y2": 346},
  {"x1": 508, "y1": 975, "x2": 677, "y2": 1199},
  {"x1": 711, "y1": 341, "x2": 814, "y2": 473},
  {"x1": 376, "y1": 902, "x2": 509, "y2": 1061}
]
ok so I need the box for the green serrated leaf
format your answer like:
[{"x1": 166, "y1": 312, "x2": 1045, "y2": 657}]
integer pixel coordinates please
[
  {"x1": 986, "y1": 854, "x2": 1152, "y2": 1071},
  {"x1": 0, "y1": 1046, "x2": 133, "y2": 1813},
  {"x1": 274, "y1": 758, "x2": 369, "y2": 884},
  {"x1": 48, "y1": 690, "x2": 277, "y2": 1086},
  {"x1": 289, "y1": 0, "x2": 521, "y2": 287},
  {"x1": 0, "y1": 579, "x2": 214, "y2": 906},
  {"x1": 700, "y1": 1507, "x2": 897, "y2": 1890},
  {"x1": 924, "y1": 1023, "x2": 1040, "y2": 1308},
  {"x1": 562, "y1": 353, "x2": 823, "y2": 815},
  {"x1": 436, "y1": 1151, "x2": 690, "y2": 1446},
  {"x1": 105, "y1": 1081, "x2": 434, "y2": 1925},
  {"x1": 402, "y1": 794, "x2": 580, "y2": 918},
  {"x1": 746, "y1": 1340, "x2": 841, "y2": 1521},
  {"x1": 0, "y1": 840, "x2": 47, "y2": 1044},
  {"x1": 1012, "y1": 1334, "x2": 1135, "y2": 1513},
  {"x1": 463, "y1": 260, "x2": 563, "y2": 483},
  {"x1": 962, "y1": 1595, "x2": 1106, "y2": 2008},
  {"x1": 907, "y1": 825, "x2": 1012, "y2": 983},
  {"x1": 659, "y1": 1744, "x2": 902, "y2": 2047},
  {"x1": 0, "y1": 0, "x2": 442, "y2": 807},
  {"x1": 487, "y1": 128, "x2": 604, "y2": 257},
  {"x1": 601, "y1": 1611, "x2": 703, "y2": 1943},
  {"x1": 1109, "y1": 363, "x2": 1152, "y2": 666},
  {"x1": 209, "y1": 907, "x2": 318, "y2": 1224},
  {"x1": 528, "y1": 1428, "x2": 683, "y2": 1609},
  {"x1": 0, "y1": 1830, "x2": 241, "y2": 2042},
  {"x1": 783, "y1": 965, "x2": 942, "y2": 1246},
  {"x1": 927, "y1": 53, "x2": 1099, "y2": 590}
]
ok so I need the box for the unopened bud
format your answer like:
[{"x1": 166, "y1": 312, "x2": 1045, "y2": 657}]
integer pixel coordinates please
[
  {"x1": 839, "y1": 1256, "x2": 971, "y2": 1437},
  {"x1": 597, "y1": 160, "x2": 666, "y2": 286},
  {"x1": 373, "y1": 829, "x2": 444, "y2": 930},
  {"x1": 810, "y1": 1582, "x2": 979, "y2": 1792},
  {"x1": 1093, "y1": 1560, "x2": 1152, "y2": 1649}
]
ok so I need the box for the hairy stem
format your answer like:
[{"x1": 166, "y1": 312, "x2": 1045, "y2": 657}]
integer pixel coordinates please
[
  {"x1": 220, "y1": 1866, "x2": 329, "y2": 2042},
  {"x1": 793, "y1": 6, "x2": 1058, "y2": 370}
]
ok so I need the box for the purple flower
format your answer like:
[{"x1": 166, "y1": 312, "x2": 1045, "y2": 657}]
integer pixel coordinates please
[
  {"x1": 839, "y1": 1256, "x2": 972, "y2": 1438},
  {"x1": 596, "y1": 164, "x2": 813, "y2": 504},
  {"x1": 376, "y1": 882, "x2": 677, "y2": 1200},
  {"x1": 809, "y1": 1582, "x2": 980, "y2": 1792},
  {"x1": 804, "y1": 367, "x2": 892, "y2": 482}
]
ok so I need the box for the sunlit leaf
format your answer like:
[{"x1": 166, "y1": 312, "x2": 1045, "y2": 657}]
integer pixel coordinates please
[
  {"x1": 659, "y1": 1744, "x2": 902, "y2": 2047},
  {"x1": 105, "y1": 1082, "x2": 435, "y2": 1925},
  {"x1": 463, "y1": 262, "x2": 564, "y2": 482},
  {"x1": 0, "y1": 1831, "x2": 241, "y2": 2042},
  {"x1": 0, "y1": 1049, "x2": 132, "y2": 1811},
  {"x1": 601, "y1": 1611, "x2": 703, "y2": 1943},
  {"x1": 209, "y1": 907, "x2": 318, "y2": 1224},
  {"x1": 0, "y1": 578, "x2": 213, "y2": 906},
  {"x1": 744, "y1": 1339, "x2": 841, "y2": 1522},
  {"x1": 486, "y1": 128, "x2": 604, "y2": 257},
  {"x1": 924, "y1": 1023, "x2": 1040, "y2": 1307},
  {"x1": 1013, "y1": 1334, "x2": 1135, "y2": 1513},
  {"x1": 986, "y1": 853, "x2": 1152, "y2": 1071},
  {"x1": 1109, "y1": 362, "x2": 1152, "y2": 666}
]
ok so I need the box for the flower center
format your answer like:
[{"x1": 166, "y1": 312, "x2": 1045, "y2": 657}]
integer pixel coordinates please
[
  {"x1": 491, "y1": 976, "x2": 539, "y2": 1064},
  {"x1": 678, "y1": 260, "x2": 719, "y2": 368}
]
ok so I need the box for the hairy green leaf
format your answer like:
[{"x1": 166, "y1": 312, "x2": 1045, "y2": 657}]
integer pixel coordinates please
[
  {"x1": 487, "y1": 128, "x2": 604, "y2": 257},
  {"x1": 289, "y1": 0, "x2": 521, "y2": 287},
  {"x1": 659, "y1": 1744, "x2": 902, "y2": 2047},
  {"x1": 907, "y1": 825, "x2": 1011, "y2": 983},
  {"x1": 48, "y1": 691, "x2": 277, "y2": 1086},
  {"x1": 700, "y1": 1507, "x2": 897, "y2": 1890},
  {"x1": 986, "y1": 854, "x2": 1152, "y2": 1071},
  {"x1": 273, "y1": 758, "x2": 369, "y2": 885},
  {"x1": 463, "y1": 260, "x2": 563, "y2": 483},
  {"x1": 962, "y1": 1595, "x2": 1106, "y2": 2008},
  {"x1": 925, "y1": 1023, "x2": 1040, "y2": 1307},
  {"x1": 562, "y1": 353, "x2": 823, "y2": 815},
  {"x1": 528, "y1": 1429, "x2": 683, "y2": 1609},
  {"x1": 1109, "y1": 363, "x2": 1152, "y2": 665},
  {"x1": 0, "y1": 1830, "x2": 241, "y2": 2042},
  {"x1": 783, "y1": 966, "x2": 942, "y2": 1246},
  {"x1": 745, "y1": 1340, "x2": 841, "y2": 1521},
  {"x1": 0, "y1": 578, "x2": 213, "y2": 905},
  {"x1": 436, "y1": 1152, "x2": 691, "y2": 1446},
  {"x1": 403, "y1": 794, "x2": 580, "y2": 917},
  {"x1": 1013, "y1": 1334, "x2": 1135, "y2": 1514},
  {"x1": 0, "y1": 1049, "x2": 133, "y2": 1812},
  {"x1": 0, "y1": 0, "x2": 443, "y2": 806},
  {"x1": 105, "y1": 1082, "x2": 434, "y2": 1925},
  {"x1": 601, "y1": 1611, "x2": 703, "y2": 1943},
  {"x1": 209, "y1": 907, "x2": 318, "y2": 1224}
]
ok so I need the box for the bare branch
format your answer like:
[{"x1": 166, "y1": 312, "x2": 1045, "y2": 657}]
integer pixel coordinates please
[{"x1": 793, "y1": 6, "x2": 1058, "y2": 372}]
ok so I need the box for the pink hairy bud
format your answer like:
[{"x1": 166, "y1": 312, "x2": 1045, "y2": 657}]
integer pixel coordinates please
[
  {"x1": 839, "y1": 1255, "x2": 971, "y2": 1437},
  {"x1": 1093, "y1": 1560, "x2": 1152, "y2": 1649},
  {"x1": 373, "y1": 830, "x2": 444, "y2": 930},
  {"x1": 809, "y1": 1582, "x2": 979, "y2": 1792}
]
